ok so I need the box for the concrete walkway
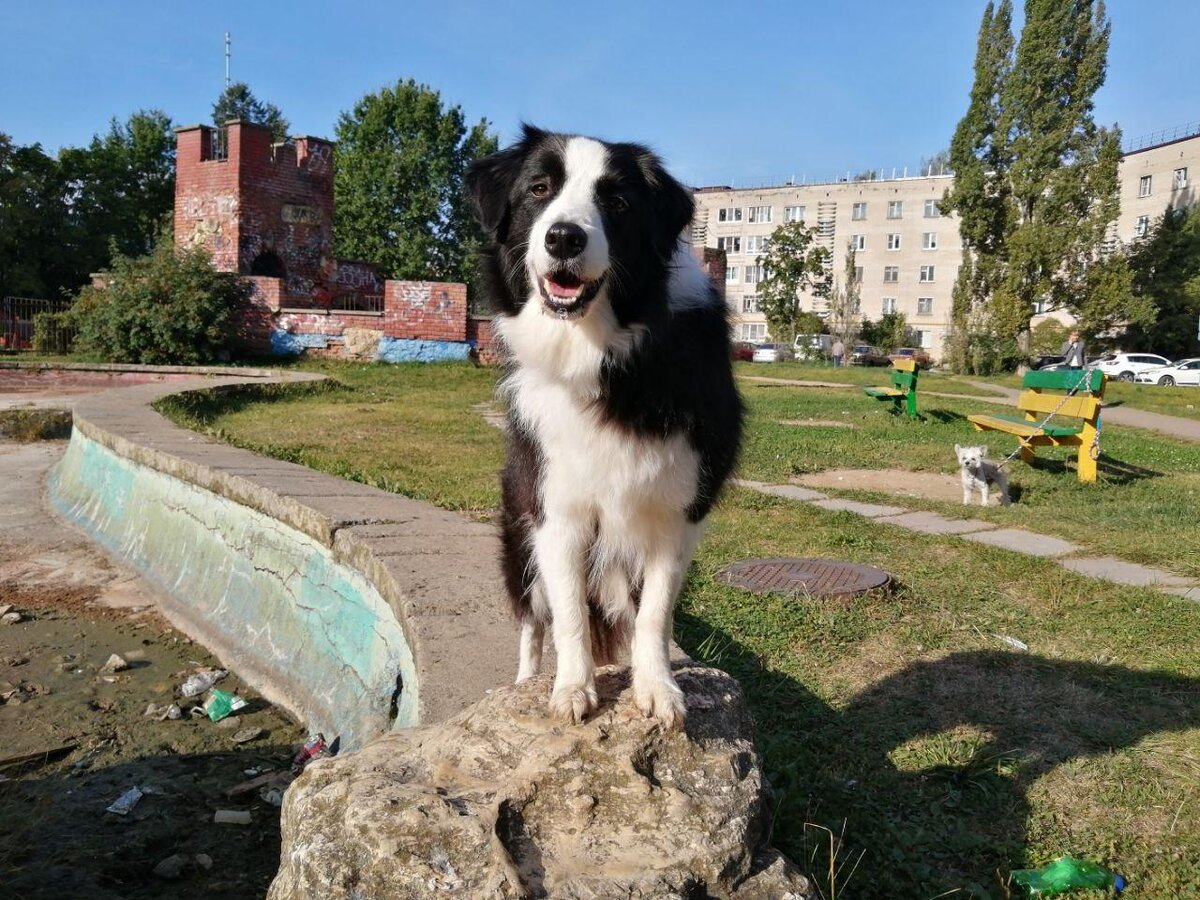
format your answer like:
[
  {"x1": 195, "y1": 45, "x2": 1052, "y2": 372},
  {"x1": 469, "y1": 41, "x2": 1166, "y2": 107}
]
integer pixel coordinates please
[{"x1": 733, "y1": 477, "x2": 1200, "y2": 602}]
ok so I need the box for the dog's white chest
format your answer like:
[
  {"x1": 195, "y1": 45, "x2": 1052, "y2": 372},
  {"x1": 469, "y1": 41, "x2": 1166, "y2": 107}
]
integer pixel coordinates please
[{"x1": 511, "y1": 375, "x2": 699, "y2": 519}]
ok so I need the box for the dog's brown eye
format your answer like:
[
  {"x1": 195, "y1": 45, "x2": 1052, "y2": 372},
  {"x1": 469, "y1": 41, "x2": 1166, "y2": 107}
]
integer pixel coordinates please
[
  {"x1": 530, "y1": 182, "x2": 550, "y2": 198},
  {"x1": 608, "y1": 195, "x2": 629, "y2": 213}
]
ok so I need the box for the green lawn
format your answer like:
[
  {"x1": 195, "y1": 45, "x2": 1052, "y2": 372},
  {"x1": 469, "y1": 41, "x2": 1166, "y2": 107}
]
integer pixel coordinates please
[
  {"x1": 160, "y1": 361, "x2": 1200, "y2": 900},
  {"x1": 735, "y1": 360, "x2": 1010, "y2": 397}
]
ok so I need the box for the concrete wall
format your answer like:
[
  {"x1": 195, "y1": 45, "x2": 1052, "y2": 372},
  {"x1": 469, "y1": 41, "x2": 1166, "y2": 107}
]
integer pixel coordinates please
[{"x1": 51, "y1": 429, "x2": 417, "y2": 750}]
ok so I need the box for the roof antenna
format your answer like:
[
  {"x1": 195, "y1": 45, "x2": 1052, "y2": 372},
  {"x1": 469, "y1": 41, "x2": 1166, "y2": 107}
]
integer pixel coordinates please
[{"x1": 224, "y1": 32, "x2": 231, "y2": 86}]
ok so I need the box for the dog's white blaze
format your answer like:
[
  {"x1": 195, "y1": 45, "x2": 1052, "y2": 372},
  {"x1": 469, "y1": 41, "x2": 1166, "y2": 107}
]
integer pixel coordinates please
[{"x1": 528, "y1": 137, "x2": 611, "y2": 286}]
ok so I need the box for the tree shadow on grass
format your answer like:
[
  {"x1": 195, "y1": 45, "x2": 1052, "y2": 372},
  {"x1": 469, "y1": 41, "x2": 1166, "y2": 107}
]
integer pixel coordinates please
[{"x1": 676, "y1": 609, "x2": 1200, "y2": 900}]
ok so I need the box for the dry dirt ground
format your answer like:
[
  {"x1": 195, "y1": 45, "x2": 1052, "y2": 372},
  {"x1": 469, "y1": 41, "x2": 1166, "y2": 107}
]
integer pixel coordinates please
[
  {"x1": 793, "y1": 466, "x2": 1008, "y2": 506},
  {"x1": 0, "y1": 434, "x2": 304, "y2": 900}
]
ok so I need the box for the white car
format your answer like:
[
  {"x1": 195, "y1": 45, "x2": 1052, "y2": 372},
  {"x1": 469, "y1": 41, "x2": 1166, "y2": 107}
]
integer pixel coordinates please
[
  {"x1": 1090, "y1": 352, "x2": 1173, "y2": 382},
  {"x1": 1135, "y1": 358, "x2": 1200, "y2": 387},
  {"x1": 752, "y1": 343, "x2": 783, "y2": 363}
]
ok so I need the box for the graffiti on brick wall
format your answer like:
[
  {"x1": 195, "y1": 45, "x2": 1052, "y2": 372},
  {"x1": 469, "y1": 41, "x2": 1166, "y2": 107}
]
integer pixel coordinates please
[
  {"x1": 282, "y1": 204, "x2": 321, "y2": 226},
  {"x1": 395, "y1": 283, "x2": 455, "y2": 316},
  {"x1": 304, "y1": 143, "x2": 333, "y2": 177},
  {"x1": 182, "y1": 194, "x2": 239, "y2": 219},
  {"x1": 334, "y1": 262, "x2": 384, "y2": 293}
]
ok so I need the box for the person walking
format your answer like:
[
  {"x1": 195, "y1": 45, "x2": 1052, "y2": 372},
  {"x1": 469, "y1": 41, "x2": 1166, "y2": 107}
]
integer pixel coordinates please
[
  {"x1": 831, "y1": 337, "x2": 845, "y2": 368},
  {"x1": 1061, "y1": 330, "x2": 1087, "y2": 369}
]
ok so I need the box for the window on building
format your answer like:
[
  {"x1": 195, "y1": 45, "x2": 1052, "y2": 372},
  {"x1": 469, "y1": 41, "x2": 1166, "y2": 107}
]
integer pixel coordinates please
[
  {"x1": 784, "y1": 205, "x2": 805, "y2": 223},
  {"x1": 1175, "y1": 167, "x2": 1189, "y2": 190},
  {"x1": 747, "y1": 205, "x2": 773, "y2": 223},
  {"x1": 914, "y1": 329, "x2": 933, "y2": 349},
  {"x1": 853, "y1": 266, "x2": 864, "y2": 282},
  {"x1": 883, "y1": 266, "x2": 899, "y2": 283},
  {"x1": 887, "y1": 200, "x2": 903, "y2": 219},
  {"x1": 717, "y1": 235, "x2": 741, "y2": 253},
  {"x1": 852, "y1": 234, "x2": 866, "y2": 251},
  {"x1": 919, "y1": 265, "x2": 935, "y2": 282},
  {"x1": 881, "y1": 297, "x2": 897, "y2": 314},
  {"x1": 1139, "y1": 175, "x2": 1152, "y2": 198},
  {"x1": 887, "y1": 233, "x2": 901, "y2": 251},
  {"x1": 922, "y1": 232, "x2": 938, "y2": 250},
  {"x1": 745, "y1": 264, "x2": 764, "y2": 284},
  {"x1": 1135, "y1": 215, "x2": 1150, "y2": 238},
  {"x1": 924, "y1": 199, "x2": 941, "y2": 218},
  {"x1": 917, "y1": 297, "x2": 933, "y2": 316},
  {"x1": 725, "y1": 266, "x2": 739, "y2": 283},
  {"x1": 741, "y1": 295, "x2": 759, "y2": 313},
  {"x1": 852, "y1": 202, "x2": 867, "y2": 220},
  {"x1": 718, "y1": 207, "x2": 743, "y2": 223},
  {"x1": 1031, "y1": 298, "x2": 1050, "y2": 315},
  {"x1": 745, "y1": 234, "x2": 770, "y2": 254},
  {"x1": 739, "y1": 322, "x2": 767, "y2": 342}
]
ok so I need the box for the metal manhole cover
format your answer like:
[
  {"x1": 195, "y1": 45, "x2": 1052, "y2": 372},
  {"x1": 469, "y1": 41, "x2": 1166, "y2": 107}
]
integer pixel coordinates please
[{"x1": 716, "y1": 557, "x2": 891, "y2": 599}]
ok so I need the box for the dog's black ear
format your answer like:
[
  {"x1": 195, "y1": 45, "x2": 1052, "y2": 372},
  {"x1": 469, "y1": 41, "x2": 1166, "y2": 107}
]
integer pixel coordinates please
[
  {"x1": 638, "y1": 151, "x2": 695, "y2": 256},
  {"x1": 467, "y1": 142, "x2": 528, "y2": 240}
]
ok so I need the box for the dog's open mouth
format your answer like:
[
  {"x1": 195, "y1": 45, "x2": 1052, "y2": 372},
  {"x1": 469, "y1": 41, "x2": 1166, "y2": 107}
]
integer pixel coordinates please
[{"x1": 538, "y1": 270, "x2": 604, "y2": 318}]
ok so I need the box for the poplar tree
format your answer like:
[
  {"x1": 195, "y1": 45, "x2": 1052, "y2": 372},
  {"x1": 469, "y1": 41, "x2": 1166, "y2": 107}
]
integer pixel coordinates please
[{"x1": 942, "y1": 0, "x2": 1144, "y2": 372}]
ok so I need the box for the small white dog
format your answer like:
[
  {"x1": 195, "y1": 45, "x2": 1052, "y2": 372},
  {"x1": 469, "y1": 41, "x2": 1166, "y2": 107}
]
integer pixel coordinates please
[{"x1": 954, "y1": 444, "x2": 1010, "y2": 506}]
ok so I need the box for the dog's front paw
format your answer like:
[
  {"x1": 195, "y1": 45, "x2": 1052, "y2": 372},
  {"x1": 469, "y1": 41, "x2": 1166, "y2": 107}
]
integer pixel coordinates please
[
  {"x1": 549, "y1": 682, "x2": 598, "y2": 724},
  {"x1": 633, "y1": 673, "x2": 687, "y2": 729}
]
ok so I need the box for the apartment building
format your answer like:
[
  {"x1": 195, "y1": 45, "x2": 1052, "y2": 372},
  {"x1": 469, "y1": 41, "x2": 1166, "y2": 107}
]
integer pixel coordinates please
[{"x1": 693, "y1": 126, "x2": 1200, "y2": 361}]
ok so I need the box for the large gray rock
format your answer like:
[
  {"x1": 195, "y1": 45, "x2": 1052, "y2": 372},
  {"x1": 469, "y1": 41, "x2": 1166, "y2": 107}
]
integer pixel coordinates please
[{"x1": 269, "y1": 663, "x2": 812, "y2": 899}]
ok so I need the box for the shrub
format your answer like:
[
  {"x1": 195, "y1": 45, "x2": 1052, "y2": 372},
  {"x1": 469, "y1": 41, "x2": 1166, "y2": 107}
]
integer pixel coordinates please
[
  {"x1": 31, "y1": 311, "x2": 75, "y2": 355},
  {"x1": 71, "y1": 242, "x2": 249, "y2": 365},
  {"x1": 1030, "y1": 319, "x2": 1069, "y2": 357}
]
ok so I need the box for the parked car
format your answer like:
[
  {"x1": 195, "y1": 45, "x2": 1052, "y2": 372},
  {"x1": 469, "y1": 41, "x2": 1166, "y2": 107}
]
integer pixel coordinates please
[
  {"x1": 732, "y1": 341, "x2": 756, "y2": 362},
  {"x1": 850, "y1": 344, "x2": 891, "y2": 366},
  {"x1": 889, "y1": 347, "x2": 932, "y2": 369},
  {"x1": 1134, "y1": 358, "x2": 1200, "y2": 387},
  {"x1": 752, "y1": 342, "x2": 786, "y2": 363},
  {"x1": 1030, "y1": 354, "x2": 1066, "y2": 370},
  {"x1": 793, "y1": 333, "x2": 832, "y2": 360},
  {"x1": 1089, "y1": 352, "x2": 1173, "y2": 382}
]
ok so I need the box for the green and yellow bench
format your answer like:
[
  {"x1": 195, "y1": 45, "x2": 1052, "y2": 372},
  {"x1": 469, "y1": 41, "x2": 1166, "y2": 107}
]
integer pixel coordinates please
[
  {"x1": 863, "y1": 358, "x2": 919, "y2": 418},
  {"x1": 968, "y1": 368, "x2": 1106, "y2": 483}
]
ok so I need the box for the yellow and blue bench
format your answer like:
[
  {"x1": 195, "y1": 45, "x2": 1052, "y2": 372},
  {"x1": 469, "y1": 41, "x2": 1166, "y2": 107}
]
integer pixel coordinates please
[
  {"x1": 863, "y1": 358, "x2": 919, "y2": 418},
  {"x1": 968, "y1": 368, "x2": 1106, "y2": 483}
]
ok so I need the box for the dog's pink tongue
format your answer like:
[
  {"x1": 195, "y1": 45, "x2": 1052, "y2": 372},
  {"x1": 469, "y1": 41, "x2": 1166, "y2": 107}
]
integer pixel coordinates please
[{"x1": 546, "y1": 278, "x2": 583, "y2": 299}]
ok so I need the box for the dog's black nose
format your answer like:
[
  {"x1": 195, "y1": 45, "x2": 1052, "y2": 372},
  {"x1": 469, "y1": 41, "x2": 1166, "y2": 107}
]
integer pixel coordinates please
[{"x1": 544, "y1": 222, "x2": 587, "y2": 260}]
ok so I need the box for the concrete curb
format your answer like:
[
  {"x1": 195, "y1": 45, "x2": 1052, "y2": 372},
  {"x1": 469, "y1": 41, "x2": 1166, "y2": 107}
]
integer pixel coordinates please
[{"x1": 43, "y1": 367, "x2": 516, "y2": 749}]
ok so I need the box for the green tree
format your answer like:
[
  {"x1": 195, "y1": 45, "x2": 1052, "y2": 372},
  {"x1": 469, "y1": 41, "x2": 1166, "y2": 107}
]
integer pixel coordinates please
[
  {"x1": 212, "y1": 82, "x2": 289, "y2": 142},
  {"x1": 0, "y1": 134, "x2": 71, "y2": 299},
  {"x1": 333, "y1": 80, "x2": 497, "y2": 286},
  {"x1": 59, "y1": 110, "x2": 176, "y2": 280},
  {"x1": 941, "y1": 0, "x2": 1136, "y2": 371},
  {"x1": 72, "y1": 239, "x2": 249, "y2": 364},
  {"x1": 1122, "y1": 204, "x2": 1200, "y2": 357},
  {"x1": 757, "y1": 220, "x2": 831, "y2": 346},
  {"x1": 827, "y1": 240, "x2": 860, "y2": 346},
  {"x1": 1030, "y1": 319, "x2": 1070, "y2": 355},
  {"x1": 874, "y1": 311, "x2": 912, "y2": 353}
]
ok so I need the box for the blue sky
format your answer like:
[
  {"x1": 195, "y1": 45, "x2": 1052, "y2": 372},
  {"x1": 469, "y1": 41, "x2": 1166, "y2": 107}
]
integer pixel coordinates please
[{"x1": 1, "y1": 1, "x2": 1194, "y2": 186}]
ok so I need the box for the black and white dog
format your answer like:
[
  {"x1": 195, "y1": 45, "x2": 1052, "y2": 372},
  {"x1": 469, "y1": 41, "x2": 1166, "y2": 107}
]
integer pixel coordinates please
[{"x1": 467, "y1": 126, "x2": 743, "y2": 727}]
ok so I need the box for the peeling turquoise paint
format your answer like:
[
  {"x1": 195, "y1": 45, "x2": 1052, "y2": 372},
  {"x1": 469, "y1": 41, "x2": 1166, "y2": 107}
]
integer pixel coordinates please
[
  {"x1": 49, "y1": 432, "x2": 417, "y2": 750},
  {"x1": 376, "y1": 337, "x2": 471, "y2": 363},
  {"x1": 271, "y1": 329, "x2": 330, "y2": 355}
]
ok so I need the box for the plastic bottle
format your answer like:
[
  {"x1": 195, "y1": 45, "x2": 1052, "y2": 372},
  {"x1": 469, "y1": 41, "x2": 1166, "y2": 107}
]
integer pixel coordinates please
[{"x1": 1010, "y1": 856, "x2": 1125, "y2": 896}]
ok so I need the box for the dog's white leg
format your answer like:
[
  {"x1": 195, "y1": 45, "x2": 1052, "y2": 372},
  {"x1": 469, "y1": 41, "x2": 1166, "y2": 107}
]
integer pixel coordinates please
[
  {"x1": 961, "y1": 473, "x2": 973, "y2": 506},
  {"x1": 533, "y1": 519, "x2": 596, "y2": 723},
  {"x1": 516, "y1": 614, "x2": 545, "y2": 682},
  {"x1": 981, "y1": 481, "x2": 990, "y2": 506},
  {"x1": 631, "y1": 522, "x2": 703, "y2": 729}
]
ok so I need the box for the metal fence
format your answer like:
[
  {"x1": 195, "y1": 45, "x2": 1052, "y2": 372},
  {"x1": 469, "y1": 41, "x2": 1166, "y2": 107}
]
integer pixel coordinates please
[
  {"x1": 1124, "y1": 121, "x2": 1200, "y2": 154},
  {"x1": 1, "y1": 296, "x2": 76, "y2": 353},
  {"x1": 330, "y1": 292, "x2": 384, "y2": 313}
]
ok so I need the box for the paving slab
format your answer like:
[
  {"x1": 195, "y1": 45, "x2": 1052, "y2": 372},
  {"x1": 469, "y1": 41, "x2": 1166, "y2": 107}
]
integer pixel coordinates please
[
  {"x1": 1059, "y1": 556, "x2": 1196, "y2": 588},
  {"x1": 810, "y1": 498, "x2": 909, "y2": 518},
  {"x1": 874, "y1": 510, "x2": 997, "y2": 535},
  {"x1": 1164, "y1": 585, "x2": 1200, "y2": 602},
  {"x1": 962, "y1": 528, "x2": 1080, "y2": 558},
  {"x1": 757, "y1": 483, "x2": 827, "y2": 502}
]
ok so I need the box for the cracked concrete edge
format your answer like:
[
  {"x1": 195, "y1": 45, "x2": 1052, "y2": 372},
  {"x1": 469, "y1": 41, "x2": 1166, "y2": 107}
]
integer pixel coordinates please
[
  {"x1": 0, "y1": 359, "x2": 289, "y2": 377},
  {"x1": 59, "y1": 367, "x2": 519, "y2": 731}
]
